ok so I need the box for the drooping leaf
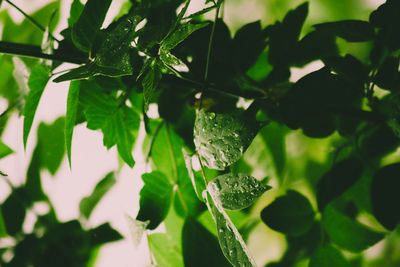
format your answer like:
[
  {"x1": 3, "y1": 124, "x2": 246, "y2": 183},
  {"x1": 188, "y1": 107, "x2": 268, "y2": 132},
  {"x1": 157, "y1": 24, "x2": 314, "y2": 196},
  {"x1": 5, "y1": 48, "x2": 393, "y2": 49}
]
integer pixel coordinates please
[
  {"x1": 194, "y1": 109, "x2": 260, "y2": 170},
  {"x1": 207, "y1": 173, "x2": 271, "y2": 211},
  {"x1": 148, "y1": 233, "x2": 184, "y2": 267},
  {"x1": 142, "y1": 60, "x2": 162, "y2": 111},
  {"x1": 261, "y1": 190, "x2": 315, "y2": 236},
  {"x1": 322, "y1": 205, "x2": 385, "y2": 252},
  {"x1": 136, "y1": 171, "x2": 173, "y2": 230},
  {"x1": 23, "y1": 64, "x2": 51, "y2": 148},
  {"x1": 88, "y1": 222, "x2": 123, "y2": 246},
  {"x1": 317, "y1": 158, "x2": 364, "y2": 211},
  {"x1": 0, "y1": 140, "x2": 13, "y2": 159},
  {"x1": 161, "y1": 22, "x2": 209, "y2": 51},
  {"x1": 309, "y1": 243, "x2": 350, "y2": 267},
  {"x1": 371, "y1": 163, "x2": 400, "y2": 230},
  {"x1": 71, "y1": 0, "x2": 112, "y2": 52},
  {"x1": 37, "y1": 117, "x2": 66, "y2": 175},
  {"x1": 313, "y1": 20, "x2": 375, "y2": 42},
  {"x1": 65, "y1": 80, "x2": 80, "y2": 167},
  {"x1": 79, "y1": 172, "x2": 116, "y2": 219},
  {"x1": 182, "y1": 217, "x2": 230, "y2": 267}
]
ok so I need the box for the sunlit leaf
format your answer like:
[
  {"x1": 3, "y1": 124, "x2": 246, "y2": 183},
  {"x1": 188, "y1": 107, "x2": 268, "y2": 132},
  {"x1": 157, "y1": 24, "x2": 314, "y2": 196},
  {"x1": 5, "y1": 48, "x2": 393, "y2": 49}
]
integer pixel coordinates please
[
  {"x1": 23, "y1": 64, "x2": 51, "y2": 148},
  {"x1": 371, "y1": 163, "x2": 400, "y2": 230},
  {"x1": 79, "y1": 172, "x2": 116, "y2": 219},
  {"x1": 148, "y1": 233, "x2": 184, "y2": 267},
  {"x1": 137, "y1": 171, "x2": 173, "y2": 230},
  {"x1": 309, "y1": 243, "x2": 350, "y2": 267},
  {"x1": 194, "y1": 109, "x2": 260, "y2": 170},
  {"x1": 182, "y1": 217, "x2": 230, "y2": 267},
  {"x1": 71, "y1": 0, "x2": 112, "y2": 52},
  {"x1": 261, "y1": 190, "x2": 315, "y2": 236},
  {"x1": 207, "y1": 173, "x2": 270, "y2": 211},
  {"x1": 322, "y1": 205, "x2": 385, "y2": 252},
  {"x1": 65, "y1": 80, "x2": 80, "y2": 167}
]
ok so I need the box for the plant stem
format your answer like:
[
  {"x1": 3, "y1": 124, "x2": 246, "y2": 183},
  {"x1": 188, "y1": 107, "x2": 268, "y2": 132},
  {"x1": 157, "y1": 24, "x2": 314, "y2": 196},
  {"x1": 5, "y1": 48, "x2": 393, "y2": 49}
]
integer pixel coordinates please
[
  {"x1": 197, "y1": 155, "x2": 208, "y2": 187},
  {"x1": 5, "y1": 0, "x2": 60, "y2": 42},
  {"x1": 0, "y1": 41, "x2": 87, "y2": 64},
  {"x1": 200, "y1": 2, "x2": 221, "y2": 109}
]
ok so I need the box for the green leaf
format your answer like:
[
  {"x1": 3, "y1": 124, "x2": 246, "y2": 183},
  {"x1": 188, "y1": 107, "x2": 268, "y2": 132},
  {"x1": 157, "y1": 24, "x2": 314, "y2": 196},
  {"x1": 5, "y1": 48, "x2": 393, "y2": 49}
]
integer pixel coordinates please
[
  {"x1": 68, "y1": 0, "x2": 84, "y2": 27},
  {"x1": 324, "y1": 54, "x2": 369, "y2": 85},
  {"x1": 71, "y1": 0, "x2": 112, "y2": 52},
  {"x1": 65, "y1": 80, "x2": 80, "y2": 167},
  {"x1": 371, "y1": 163, "x2": 400, "y2": 230},
  {"x1": 173, "y1": 171, "x2": 204, "y2": 218},
  {"x1": 194, "y1": 109, "x2": 260, "y2": 170},
  {"x1": 309, "y1": 243, "x2": 350, "y2": 267},
  {"x1": 148, "y1": 233, "x2": 184, "y2": 267},
  {"x1": 88, "y1": 222, "x2": 123, "y2": 246},
  {"x1": 80, "y1": 81, "x2": 138, "y2": 167},
  {"x1": 136, "y1": 171, "x2": 173, "y2": 230},
  {"x1": 317, "y1": 158, "x2": 364, "y2": 211},
  {"x1": 159, "y1": 48, "x2": 188, "y2": 69},
  {"x1": 374, "y1": 56, "x2": 399, "y2": 90},
  {"x1": 37, "y1": 117, "x2": 66, "y2": 175},
  {"x1": 23, "y1": 64, "x2": 51, "y2": 148},
  {"x1": 25, "y1": 147, "x2": 45, "y2": 202},
  {"x1": 2, "y1": 193, "x2": 26, "y2": 236},
  {"x1": 313, "y1": 20, "x2": 375, "y2": 42},
  {"x1": 261, "y1": 190, "x2": 315, "y2": 236},
  {"x1": 0, "y1": 140, "x2": 13, "y2": 159},
  {"x1": 232, "y1": 21, "x2": 268, "y2": 73},
  {"x1": 79, "y1": 172, "x2": 116, "y2": 219},
  {"x1": 183, "y1": 149, "x2": 206, "y2": 201},
  {"x1": 322, "y1": 205, "x2": 385, "y2": 252},
  {"x1": 161, "y1": 22, "x2": 209, "y2": 51},
  {"x1": 0, "y1": 209, "x2": 8, "y2": 238},
  {"x1": 182, "y1": 217, "x2": 230, "y2": 267},
  {"x1": 142, "y1": 60, "x2": 162, "y2": 111},
  {"x1": 207, "y1": 173, "x2": 271, "y2": 211}
]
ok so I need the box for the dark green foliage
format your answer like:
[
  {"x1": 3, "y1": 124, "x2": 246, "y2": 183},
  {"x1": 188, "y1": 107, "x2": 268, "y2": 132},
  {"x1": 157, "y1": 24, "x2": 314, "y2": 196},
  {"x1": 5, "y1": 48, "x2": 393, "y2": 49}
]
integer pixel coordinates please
[
  {"x1": 1, "y1": 192, "x2": 26, "y2": 236},
  {"x1": 261, "y1": 190, "x2": 315, "y2": 237},
  {"x1": 371, "y1": 163, "x2": 400, "y2": 230},
  {"x1": 313, "y1": 20, "x2": 375, "y2": 42},
  {"x1": 309, "y1": 243, "x2": 350, "y2": 267},
  {"x1": 317, "y1": 158, "x2": 364, "y2": 211}
]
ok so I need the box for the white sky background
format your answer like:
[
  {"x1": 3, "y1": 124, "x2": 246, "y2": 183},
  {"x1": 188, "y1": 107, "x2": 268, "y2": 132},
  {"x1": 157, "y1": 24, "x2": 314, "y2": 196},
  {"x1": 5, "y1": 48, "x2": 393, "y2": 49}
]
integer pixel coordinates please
[{"x1": 0, "y1": 0, "x2": 386, "y2": 266}]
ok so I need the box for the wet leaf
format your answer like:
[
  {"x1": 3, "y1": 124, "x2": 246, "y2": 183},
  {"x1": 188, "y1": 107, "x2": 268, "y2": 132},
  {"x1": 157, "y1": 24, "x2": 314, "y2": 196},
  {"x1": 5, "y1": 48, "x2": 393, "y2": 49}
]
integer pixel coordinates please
[
  {"x1": 261, "y1": 190, "x2": 315, "y2": 236},
  {"x1": 194, "y1": 109, "x2": 259, "y2": 170},
  {"x1": 322, "y1": 205, "x2": 385, "y2": 252},
  {"x1": 161, "y1": 22, "x2": 209, "y2": 51},
  {"x1": 207, "y1": 173, "x2": 271, "y2": 210},
  {"x1": 142, "y1": 60, "x2": 162, "y2": 111},
  {"x1": 80, "y1": 172, "x2": 116, "y2": 219}
]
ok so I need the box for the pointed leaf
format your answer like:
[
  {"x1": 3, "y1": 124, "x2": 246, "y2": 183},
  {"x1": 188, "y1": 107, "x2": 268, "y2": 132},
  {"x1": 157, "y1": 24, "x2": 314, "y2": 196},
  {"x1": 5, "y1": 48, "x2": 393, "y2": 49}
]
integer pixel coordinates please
[
  {"x1": 161, "y1": 22, "x2": 209, "y2": 51},
  {"x1": 322, "y1": 205, "x2": 385, "y2": 252},
  {"x1": 207, "y1": 173, "x2": 271, "y2": 210},
  {"x1": 66, "y1": 80, "x2": 80, "y2": 167},
  {"x1": 23, "y1": 64, "x2": 51, "y2": 148},
  {"x1": 71, "y1": 0, "x2": 112, "y2": 52},
  {"x1": 371, "y1": 163, "x2": 400, "y2": 230},
  {"x1": 125, "y1": 215, "x2": 149, "y2": 247},
  {"x1": 137, "y1": 171, "x2": 174, "y2": 230},
  {"x1": 68, "y1": 0, "x2": 84, "y2": 27},
  {"x1": 261, "y1": 190, "x2": 315, "y2": 236},
  {"x1": 194, "y1": 109, "x2": 260, "y2": 170},
  {"x1": 309, "y1": 243, "x2": 350, "y2": 267},
  {"x1": 317, "y1": 158, "x2": 364, "y2": 211},
  {"x1": 80, "y1": 172, "x2": 116, "y2": 219},
  {"x1": 88, "y1": 222, "x2": 123, "y2": 246},
  {"x1": 314, "y1": 20, "x2": 374, "y2": 42},
  {"x1": 182, "y1": 217, "x2": 230, "y2": 267},
  {"x1": 142, "y1": 61, "x2": 162, "y2": 111},
  {"x1": 206, "y1": 190, "x2": 256, "y2": 266},
  {"x1": 0, "y1": 140, "x2": 13, "y2": 159}
]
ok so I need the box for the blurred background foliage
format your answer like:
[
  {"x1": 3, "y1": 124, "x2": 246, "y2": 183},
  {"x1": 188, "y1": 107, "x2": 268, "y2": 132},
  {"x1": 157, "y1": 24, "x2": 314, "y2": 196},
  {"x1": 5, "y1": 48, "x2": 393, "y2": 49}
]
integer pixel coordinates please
[{"x1": 0, "y1": 0, "x2": 399, "y2": 266}]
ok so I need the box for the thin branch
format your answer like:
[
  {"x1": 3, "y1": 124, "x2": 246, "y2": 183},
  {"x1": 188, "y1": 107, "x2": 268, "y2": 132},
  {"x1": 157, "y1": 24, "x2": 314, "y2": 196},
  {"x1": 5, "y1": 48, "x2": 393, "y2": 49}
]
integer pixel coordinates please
[
  {"x1": 0, "y1": 41, "x2": 87, "y2": 64},
  {"x1": 5, "y1": 0, "x2": 60, "y2": 42},
  {"x1": 197, "y1": 154, "x2": 208, "y2": 187}
]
